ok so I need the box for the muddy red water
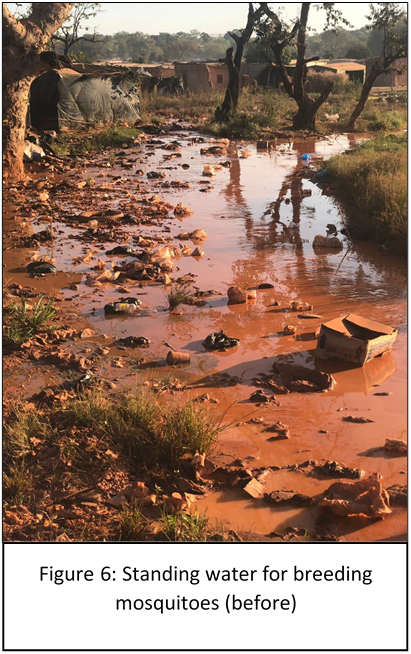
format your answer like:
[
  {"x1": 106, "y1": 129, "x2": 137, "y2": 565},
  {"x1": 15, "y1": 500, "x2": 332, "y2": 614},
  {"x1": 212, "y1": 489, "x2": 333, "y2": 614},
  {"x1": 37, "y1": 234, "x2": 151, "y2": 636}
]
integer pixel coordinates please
[{"x1": 4, "y1": 130, "x2": 407, "y2": 541}]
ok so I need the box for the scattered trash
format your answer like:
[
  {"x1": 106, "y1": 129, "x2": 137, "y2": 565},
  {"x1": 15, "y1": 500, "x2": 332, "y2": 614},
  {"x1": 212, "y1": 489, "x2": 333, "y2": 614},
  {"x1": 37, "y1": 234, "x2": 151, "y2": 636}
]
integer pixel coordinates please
[
  {"x1": 243, "y1": 478, "x2": 265, "y2": 499},
  {"x1": 106, "y1": 246, "x2": 139, "y2": 256},
  {"x1": 26, "y1": 260, "x2": 57, "y2": 274},
  {"x1": 203, "y1": 331, "x2": 240, "y2": 351},
  {"x1": 104, "y1": 298, "x2": 142, "y2": 315},
  {"x1": 313, "y1": 235, "x2": 343, "y2": 248},
  {"x1": 300, "y1": 153, "x2": 311, "y2": 161},
  {"x1": 290, "y1": 300, "x2": 312, "y2": 312},
  {"x1": 166, "y1": 351, "x2": 190, "y2": 365},
  {"x1": 257, "y1": 283, "x2": 274, "y2": 289},
  {"x1": 147, "y1": 171, "x2": 166, "y2": 179},
  {"x1": 283, "y1": 325, "x2": 297, "y2": 336},
  {"x1": 320, "y1": 474, "x2": 391, "y2": 518},
  {"x1": 316, "y1": 314, "x2": 398, "y2": 365},
  {"x1": 115, "y1": 336, "x2": 150, "y2": 348},
  {"x1": 23, "y1": 140, "x2": 45, "y2": 162}
]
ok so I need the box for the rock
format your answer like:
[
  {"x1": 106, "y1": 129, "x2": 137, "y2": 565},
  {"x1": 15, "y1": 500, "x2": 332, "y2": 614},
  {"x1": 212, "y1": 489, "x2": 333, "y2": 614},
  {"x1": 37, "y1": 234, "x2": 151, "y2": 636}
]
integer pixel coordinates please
[
  {"x1": 147, "y1": 171, "x2": 166, "y2": 179},
  {"x1": 298, "y1": 313, "x2": 322, "y2": 319},
  {"x1": 384, "y1": 438, "x2": 407, "y2": 455},
  {"x1": 287, "y1": 380, "x2": 321, "y2": 393},
  {"x1": 264, "y1": 490, "x2": 315, "y2": 506},
  {"x1": 386, "y1": 484, "x2": 407, "y2": 506},
  {"x1": 191, "y1": 247, "x2": 205, "y2": 257},
  {"x1": 272, "y1": 361, "x2": 335, "y2": 392},
  {"x1": 202, "y1": 331, "x2": 240, "y2": 351},
  {"x1": 264, "y1": 421, "x2": 290, "y2": 441},
  {"x1": 227, "y1": 287, "x2": 247, "y2": 304},
  {"x1": 243, "y1": 478, "x2": 265, "y2": 499},
  {"x1": 174, "y1": 203, "x2": 193, "y2": 216},
  {"x1": 320, "y1": 474, "x2": 391, "y2": 518},
  {"x1": 312, "y1": 460, "x2": 364, "y2": 480},
  {"x1": 266, "y1": 381, "x2": 289, "y2": 394},
  {"x1": 249, "y1": 390, "x2": 271, "y2": 403},
  {"x1": 190, "y1": 229, "x2": 207, "y2": 241},
  {"x1": 257, "y1": 283, "x2": 274, "y2": 289},
  {"x1": 313, "y1": 235, "x2": 343, "y2": 248},
  {"x1": 342, "y1": 416, "x2": 375, "y2": 424},
  {"x1": 289, "y1": 300, "x2": 312, "y2": 311}
]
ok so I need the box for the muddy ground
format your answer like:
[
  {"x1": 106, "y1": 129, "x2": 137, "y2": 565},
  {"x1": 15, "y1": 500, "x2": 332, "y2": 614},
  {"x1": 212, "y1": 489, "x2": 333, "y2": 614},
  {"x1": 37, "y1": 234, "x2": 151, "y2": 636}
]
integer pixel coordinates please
[{"x1": 3, "y1": 125, "x2": 407, "y2": 541}]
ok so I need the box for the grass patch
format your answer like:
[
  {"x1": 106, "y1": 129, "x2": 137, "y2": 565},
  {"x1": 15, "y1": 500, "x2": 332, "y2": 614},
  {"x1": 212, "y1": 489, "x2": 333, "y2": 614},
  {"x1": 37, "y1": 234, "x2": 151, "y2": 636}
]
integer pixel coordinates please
[
  {"x1": 63, "y1": 389, "x2": 225, "y2": 467},
  {"x1": 3, "y1": 295, "x2": 55, "y2": 348},
  {"x1": 165, "y1": 286, "x2": 193, "y2": 310},
  {"x1": 53, "y1": 126, "x2": 142, "y2": 156},
  {"x1": 3, "y1": 464, "x2": 33, "y2": 505},
  {"x1": 120, "y1": 502, "x2": 148, "y2": 541},
  {"x1": 160, "y1": 507, "x2": 222, "y2": 542},
  {"x1": 326, "y1": 134, "x2": 407, "y2": 253}
]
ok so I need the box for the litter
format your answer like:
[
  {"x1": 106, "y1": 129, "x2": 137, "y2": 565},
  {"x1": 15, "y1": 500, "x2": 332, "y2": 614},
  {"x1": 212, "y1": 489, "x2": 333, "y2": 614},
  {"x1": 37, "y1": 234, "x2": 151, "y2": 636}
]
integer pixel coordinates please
[
  {"x1": 104, "y1": 298, "x2": 142, "y2": 315},
  {"x1": 300, "y1": 153, "x2": 311, "y2": 161},
  {"x1": 27, "y1": 260, "x2": 57, "y2": 274},
  {"x1": 203, "y1": 331, "x2": 240, "y2": 351},
  {"x1": 166, "y1": 351, "x2": 190, "y2": 365},
  {"x1": 315, "y1": 314, "x2": 398, "y2": 365}
]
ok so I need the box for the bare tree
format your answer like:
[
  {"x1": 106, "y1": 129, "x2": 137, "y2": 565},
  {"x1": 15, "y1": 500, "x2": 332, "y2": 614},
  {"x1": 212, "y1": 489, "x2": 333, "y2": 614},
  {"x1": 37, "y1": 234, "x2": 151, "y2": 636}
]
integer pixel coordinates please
[
  {"x1": 3, "y1": 3, "x2": 75, "y2": 178},
  {"x1": 347, "y1": 3, "x2": 407, "y2": 131},
  {"x1": 256, "y1": 3, "x2": 350, "y2": 130},
  {"x1": 51, "y1": 2, "x2": 102, "y2": 57},
  {"x1": 215, "y1": 3, "x2": 265, "y2": 121}
]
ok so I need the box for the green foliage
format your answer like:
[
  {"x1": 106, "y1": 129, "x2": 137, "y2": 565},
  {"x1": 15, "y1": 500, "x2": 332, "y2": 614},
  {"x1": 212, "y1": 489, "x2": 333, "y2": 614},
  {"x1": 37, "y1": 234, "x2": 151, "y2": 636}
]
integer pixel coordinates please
[
  {"x1": 165, "y1": 286, "x2": 193, "y2": 310},
  {"x1": 326, "y1": 134, "x2": 407, "y2": 253},
  {"x1": 3, "y1": 464, "x2": 33, "y2": 505},
  {"x1": 4, "y1": 295, "x2": 55, "y2": 348},
  {"x1": 120, "y1": 503, "x2": 147, "y2": 541},
  {"x1": 53, "y1": 127, "x2": 141, "y2": 156},
  {"x1": 161, "y1": 508, "x2": 216, "y2": 541}
]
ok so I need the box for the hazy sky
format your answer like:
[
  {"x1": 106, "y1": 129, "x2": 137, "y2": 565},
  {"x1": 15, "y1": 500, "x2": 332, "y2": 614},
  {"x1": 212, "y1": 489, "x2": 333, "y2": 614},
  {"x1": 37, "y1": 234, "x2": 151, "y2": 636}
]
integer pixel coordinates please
[{"x1": 8, "y1": 3, "x2": 393, "y2": 35}]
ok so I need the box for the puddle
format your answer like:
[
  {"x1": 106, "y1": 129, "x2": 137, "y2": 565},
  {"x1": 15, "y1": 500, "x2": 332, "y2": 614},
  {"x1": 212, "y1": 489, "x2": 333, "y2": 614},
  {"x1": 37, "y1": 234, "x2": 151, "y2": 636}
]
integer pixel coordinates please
[{"x1": 3, "y1": 130, "x2": 407, "y2": 541}]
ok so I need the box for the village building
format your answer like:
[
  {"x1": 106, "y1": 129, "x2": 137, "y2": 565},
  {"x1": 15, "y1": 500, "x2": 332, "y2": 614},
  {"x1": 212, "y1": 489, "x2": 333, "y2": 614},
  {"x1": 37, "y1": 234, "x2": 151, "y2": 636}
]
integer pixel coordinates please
[{"x1": 366, "y1": 56, "x2": 407, "y2": 89}]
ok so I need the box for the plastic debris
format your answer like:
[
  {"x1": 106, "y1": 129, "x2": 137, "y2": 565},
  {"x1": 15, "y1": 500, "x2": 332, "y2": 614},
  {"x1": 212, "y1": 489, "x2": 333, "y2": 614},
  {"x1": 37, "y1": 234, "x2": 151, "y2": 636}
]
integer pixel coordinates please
[
  {"x1": 104, "y1": 298, "x2": 142, "y2": 315},
  {"x1": 203, "y1": 331, "x2": 240, "y2": 351}
]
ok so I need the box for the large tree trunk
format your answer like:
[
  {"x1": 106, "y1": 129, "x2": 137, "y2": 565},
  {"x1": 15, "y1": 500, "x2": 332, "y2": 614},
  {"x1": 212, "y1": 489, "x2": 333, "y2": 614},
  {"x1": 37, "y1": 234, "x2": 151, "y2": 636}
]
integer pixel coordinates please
[
  {"x1": 292, "y1": 96, "x2": 317, "y2": 130},
  {"x1": 3, "y1": 75, "x2": 34, "y2": 178},
  {"x1": 215, "y1": 47, "x2": 240, "y2": 121},
  {"x1": 347, "y1": 67, "x2": 382, "y2": 132},
  {"x1": 2, "y1": 3, "x2": 74, "y2": 179}
]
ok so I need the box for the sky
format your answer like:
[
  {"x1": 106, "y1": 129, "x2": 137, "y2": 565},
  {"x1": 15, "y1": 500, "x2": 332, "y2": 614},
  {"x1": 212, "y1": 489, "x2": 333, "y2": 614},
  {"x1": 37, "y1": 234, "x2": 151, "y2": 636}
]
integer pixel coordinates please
[{"x1": 7, "y1": 3, "x2": 399, "y2": 35}]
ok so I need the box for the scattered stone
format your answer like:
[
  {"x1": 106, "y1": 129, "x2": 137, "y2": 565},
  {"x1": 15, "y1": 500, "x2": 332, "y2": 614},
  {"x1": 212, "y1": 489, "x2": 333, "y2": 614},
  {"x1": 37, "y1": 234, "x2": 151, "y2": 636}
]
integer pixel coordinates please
[
  {"x1": 264, "y1": 421, "x2": 290, "y2": 441},
  {"x1": 264, "y1": 490, "x2": 315, "y2": 506},
  {"x1": 312, "y1": 460, "x2": 364, "y2": 480},
  {"x1": 313, "y1": 235, "x2": 343, "y2": 248},
  {"x1": 249, "y1": 390, "x2": 271, "y2": 404},
  {"x1": 386, "y1": 484, "x2": 407, "y2": 506},
  {"x1": 320, "y1": 474, "x2": 391, "y2": 518},
  {"x1": 106, "y1": 246, "x2": 139, "y2": 256},
  {"x1": 342, "y1": 416, "x2": 375, "y2": 424},
  {"x1": 283, "y1": 325, "x2": 297, "y2": 336},
  {"x1": 384, "y1": 438, "x2": 407, "y2": 455},
  {"x1": 191, "y1": 247, "x2": 205, "y2": 257}
]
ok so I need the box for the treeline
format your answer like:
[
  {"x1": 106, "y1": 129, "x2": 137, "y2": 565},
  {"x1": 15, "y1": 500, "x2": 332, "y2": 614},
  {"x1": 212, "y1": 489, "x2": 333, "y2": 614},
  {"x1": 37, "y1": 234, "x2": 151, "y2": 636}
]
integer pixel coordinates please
[{"x1": 66, "y1": 27, "x2": 384, "y2": 64}]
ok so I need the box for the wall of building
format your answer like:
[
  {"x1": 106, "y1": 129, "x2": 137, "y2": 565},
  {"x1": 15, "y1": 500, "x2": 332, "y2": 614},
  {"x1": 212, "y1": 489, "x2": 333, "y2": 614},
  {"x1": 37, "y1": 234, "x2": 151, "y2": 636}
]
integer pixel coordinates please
[
  {"x1": 174, "y1": 63, "x2": 211, "y2": 91},
  {"x1": 366, "y1": 57, "x2": 407, "y2": 88}
]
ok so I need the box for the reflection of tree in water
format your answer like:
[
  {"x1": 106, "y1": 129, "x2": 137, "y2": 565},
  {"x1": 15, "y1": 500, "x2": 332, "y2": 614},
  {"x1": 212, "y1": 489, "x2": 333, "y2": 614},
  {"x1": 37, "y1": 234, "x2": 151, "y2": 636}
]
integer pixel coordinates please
[{"x1": 220, "y1": 140, "x2": 406, "y2": 310}]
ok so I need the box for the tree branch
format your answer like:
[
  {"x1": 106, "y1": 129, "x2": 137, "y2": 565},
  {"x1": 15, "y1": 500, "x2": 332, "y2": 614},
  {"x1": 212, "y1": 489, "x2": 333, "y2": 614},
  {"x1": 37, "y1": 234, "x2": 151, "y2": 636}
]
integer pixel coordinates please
[{"x1": 2, "y1": 4, "x2": 28, "y2": 47}]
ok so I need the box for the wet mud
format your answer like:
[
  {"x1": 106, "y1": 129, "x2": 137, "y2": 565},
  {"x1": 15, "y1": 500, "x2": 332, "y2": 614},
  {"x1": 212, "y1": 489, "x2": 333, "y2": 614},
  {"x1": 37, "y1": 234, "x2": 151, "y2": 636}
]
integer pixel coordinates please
[{"x1": 4, "y1": 129, "x2": 407, "y2": 541}]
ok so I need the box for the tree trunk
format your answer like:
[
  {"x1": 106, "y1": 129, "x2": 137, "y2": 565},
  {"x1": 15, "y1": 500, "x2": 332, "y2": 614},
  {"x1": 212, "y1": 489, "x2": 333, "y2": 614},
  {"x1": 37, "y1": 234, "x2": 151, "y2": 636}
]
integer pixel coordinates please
[
  {"x1": 347, "y1": 67, "x2": 381, "y2": 131},
  {"x1": 2, "y1": 3, "x2": 75, "y2": 179},
  {"x1": 215, "y1": 47, "x2": 239, "y2": 121},
  {"x1": 292, "y1": 79, "x2": 333, "y2": 131},
  {"x1": 292, "y1": 96, "x2": 317, "y2": 130},
  {"x1": 3, "y1": 74, "x2": 34, "y2": 178}
]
